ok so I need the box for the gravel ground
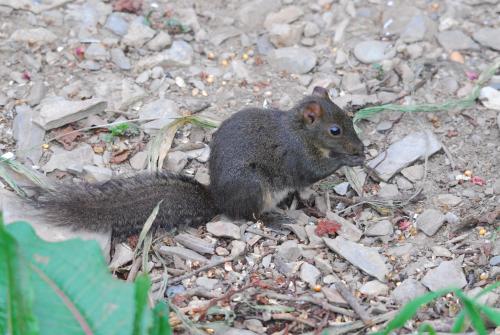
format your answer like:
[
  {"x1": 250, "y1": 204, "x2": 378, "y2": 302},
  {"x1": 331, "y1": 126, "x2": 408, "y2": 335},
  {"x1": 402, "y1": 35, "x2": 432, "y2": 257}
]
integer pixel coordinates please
[{"x1": 1, "y1": 0, "x2": 499, "y2": 334}]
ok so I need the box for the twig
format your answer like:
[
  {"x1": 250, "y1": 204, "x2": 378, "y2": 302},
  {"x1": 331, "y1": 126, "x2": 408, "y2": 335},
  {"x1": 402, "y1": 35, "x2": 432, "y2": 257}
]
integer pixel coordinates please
[
  {"x1": 127, "y1": 256, "x2": 142, "y2": 282},
  {"x1": 335, "y1": 282, "x2": 371, "y2": 324},
  {"x1": 47, "y1": 116, "x2": 161, "y2": 143},
  {"x1": 260, "y1": 291, "x2": 355, "y2": 317},
  {"x1": 440, "y1": 142, "x2": 457, "y2": 170},
  {"x1": 168, "y1": 255, "x2": 238, "y2": 284},
  {"x1": 271, "y1": 313, "x2": 317, "y2": 328},
  {"x1": 245, "y1": 227, "x2": 279, "y2": 240},
  {"x1": 446, "y1": 232, "x2": 471, "y2": 245},
  {"x1": 312, "y1": 310, "x2": 398, "y2": 335},
  {"x1": 315, "y1": 312, "x2": 331, "y2": 335},
  {"x1": 197, "y1": 284, "x2": 253, "y2": 320}
]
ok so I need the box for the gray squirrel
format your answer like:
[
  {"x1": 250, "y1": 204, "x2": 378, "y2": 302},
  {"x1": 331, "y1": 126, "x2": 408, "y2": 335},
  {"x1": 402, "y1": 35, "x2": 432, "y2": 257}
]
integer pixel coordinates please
[{"x1": 33, "y1": 87, "x2": 364, "y2": 238}]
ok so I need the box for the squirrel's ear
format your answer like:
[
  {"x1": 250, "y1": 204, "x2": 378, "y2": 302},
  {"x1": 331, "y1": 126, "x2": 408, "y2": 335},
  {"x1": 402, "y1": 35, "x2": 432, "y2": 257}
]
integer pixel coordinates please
[
  {"x1": 312, "y1": 86, "x2": 329, "y2": 99},
  {"x1": 303, "y1": 102, "x2": 322, "y2": 124}
]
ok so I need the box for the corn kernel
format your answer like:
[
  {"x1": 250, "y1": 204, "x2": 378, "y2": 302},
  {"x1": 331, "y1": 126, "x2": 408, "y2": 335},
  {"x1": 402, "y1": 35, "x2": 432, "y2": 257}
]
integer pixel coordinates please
[
  {"x1": 42, "y1": 143, "x2": 50, "y2": 149},
  {"x1": 479, "y1": 227, "x2": 486, "y2": 236},
  {"x1": 480, "y1": 273, "x2": 488, "y2": 280},
  {"x1": 313, "y1": 284, "x2": 321, "y2": 292},
  {"x1": 242, "y1": 53, "x2": 249, "y2": 61},
  {"x1": 464, "y1": 170, "x2": 473, "y2": 177}
]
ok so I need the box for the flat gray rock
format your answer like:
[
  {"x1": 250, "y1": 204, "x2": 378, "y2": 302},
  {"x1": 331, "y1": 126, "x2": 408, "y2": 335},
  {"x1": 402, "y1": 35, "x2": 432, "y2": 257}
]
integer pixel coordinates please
[
  {"x1": 140, "y1": 98, "x2": 180, "y2": 133},
  {"x1": 10, "y1": 27, "x2": 57, "y2": 44},
  {"x1": 267, "y1": 47, "x2": 317, "y2": 74},
  {"x1": 158, "y1": 245, "x2": 208, "y2": 263},
  {"x1": 110, "y1": 48, "x2": 131, "y2": 70},
  {"x1": 147, "y1": 31, "x2": 172, "y2": 51},
  {"x1": 434, "y1": 194, "x2": 462, "y2": 207},
  {"x1": 174, "y1": 233, "x2": 215, "y2": 254},
  {"x1": 165, "y1": 151, "x2": 188, "y2": 173},
  {"x1": 300, "y1": 262, "x2": 321, "y2": 286},
  {"x1": 391, "y1": 278, "x2": 427, "y2": 305},
  {"x1": 196, "y1": 276, "x2": 219, "y2": 290},
  {"x1": 135, "y1": 40, "x2": 194, "y2": 71},
  {"x1": 207, "y1": 219, "x2": 241, "y2": 239},
  {"x1": 365, "y1": 220, "x2": 393, "y2": 237},
  {"x1": 129, "y1": 151, "x2": 148, "y2": 171},
  {"x1": 104, "y1": 13, "x2": 129, "y2": 36},
  {"x1": 13, "y1": 105, "x2": 45, "y2": 164},
  {"x1": 472, "y1": 28, "x2": 500, "y2": 51},
  {"x1": 82, "y1": 165, "x2": 112, "y2": 183},
  {"x1": 33, "y1": 96, "x2": 107, "y2": 130},
  {"x1": 436, "y1": 30, "x2": 479, "y2": 50},
  {"x1": 238, "y1": 0, "x2": 280, "y2": 30},
  {"x1": 360, "y1": 280, "x2": 389, "y2": 296},
  {"x1": 264, "y1": 5, "x2": 303, "y2": 30},
  {"x1": 324, "y1": 236, "x2": 389, "y2": 281},
  {"x1": 27, "y1": 81, "x2": 48, "y2": 106},
  {"x1": 400, "y1": 15, "x2": 427, "y2": 42},
  {"x1": 42, "y1": 144, "x2": 95, "y2": 173},
  {"x1": 277, "y1": 240, "x2": 302, "y2": 262},
  {"x1": 401, "y1": 164, "x2": 424, "y2": 182},
  {"x1": 353, "y1": 40, "x2": 396, "y2": 64},
  {"x1": 0, "y1": 0, "x2": 71, "y2": 13},
  {"x1": 367, "y1": 130, "x2": 442, "y2": 181},
  {"x1": 416, "y1": 208, "x2": 445, "y2": 236},
  {"x1": 421, "y1": 260, "x2": 467, "y2": 291},
  {"x1": 123, "y1": 17, "x2": 156, "y2": 48},
  {"x1": 378, "y1": 183, "x2": 401, "y2": 200}
]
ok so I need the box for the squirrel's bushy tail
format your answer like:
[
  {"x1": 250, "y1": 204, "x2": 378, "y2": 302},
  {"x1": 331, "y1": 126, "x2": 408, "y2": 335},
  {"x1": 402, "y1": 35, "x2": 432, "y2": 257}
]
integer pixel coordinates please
[{"x1": 32, "y1": 172, "x2": 217, "y2": 238}]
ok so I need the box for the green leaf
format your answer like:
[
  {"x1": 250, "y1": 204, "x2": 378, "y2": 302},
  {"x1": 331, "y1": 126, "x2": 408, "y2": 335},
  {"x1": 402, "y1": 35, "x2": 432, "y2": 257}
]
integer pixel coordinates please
[
  {"x1": 3, "y1": 221, "x2": 166, "y2": 335},
  {"x1": 417, "y1": 323, "x2": 437, "y2": 335},
  {"x1": 475, "y1": 304, "x2": 500, "y2": 325},
  {"x1": 456, "y1": 291, "x2": 487, "y2": 335},
  {"x1": 451, "y1": 311, "x2": 466, "y2": 333},
  {"x1": 149, "y1": 303, "x2": 172, "y2": 335},
  {"x1": 133, "y1": 275, "x2": 153, "y2": 335},
  {"x1": 0, "y1": 221, "x2": 39, "y2": 335},
  {"x1": 452, "y1": 282, "x2": 500, "y2": 332},
  {"x1": 377, "y1": 288, "x2": 456, "y2": 335}
]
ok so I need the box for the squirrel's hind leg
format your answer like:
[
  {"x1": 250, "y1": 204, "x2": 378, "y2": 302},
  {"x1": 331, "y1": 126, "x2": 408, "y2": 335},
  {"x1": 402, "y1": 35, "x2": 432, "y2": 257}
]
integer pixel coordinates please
[{"x1": 212, "y1": 173, "x2": 266, "y2": 220}]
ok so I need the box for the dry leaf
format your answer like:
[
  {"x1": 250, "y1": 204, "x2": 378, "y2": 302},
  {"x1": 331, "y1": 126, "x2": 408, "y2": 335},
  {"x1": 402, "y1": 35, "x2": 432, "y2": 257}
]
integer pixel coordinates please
[
  {"x1": 315, "y1": 219, "x2": 341, "y2": 236},
  {"x1": 53, "y1": 125, "x2": 82, "y2": 150},
  {"x1": 110, "y1": 149, "x2": 130, "y2": 164},
  {"x1": 113, "y1": 0, "x2": 142, "y2": 13}
]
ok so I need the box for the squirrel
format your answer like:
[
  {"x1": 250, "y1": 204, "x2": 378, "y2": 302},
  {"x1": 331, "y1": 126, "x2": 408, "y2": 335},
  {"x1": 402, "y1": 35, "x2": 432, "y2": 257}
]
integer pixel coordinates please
[{"x1": 33, "y1": 86, "x2": 364, "y2": 238}]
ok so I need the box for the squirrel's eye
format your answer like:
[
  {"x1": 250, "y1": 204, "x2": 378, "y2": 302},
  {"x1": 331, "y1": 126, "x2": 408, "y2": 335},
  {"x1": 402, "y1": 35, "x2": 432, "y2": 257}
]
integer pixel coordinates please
[{"x1": 329, "y1": 125, "x2": 342, "y2": 136}]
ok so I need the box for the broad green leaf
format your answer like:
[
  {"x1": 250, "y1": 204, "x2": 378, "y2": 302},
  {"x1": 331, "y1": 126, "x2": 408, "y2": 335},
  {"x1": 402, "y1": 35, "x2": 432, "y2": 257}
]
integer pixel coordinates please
[
  {"x1": 0, "y1": 222, "x2": 38, "y2": 335},
  {"x1": 133, "y1": 275, "x2": 153, "y2": 335},
  {"x1": 4, "y1": 221, "x2": 158, "y2": 335}
]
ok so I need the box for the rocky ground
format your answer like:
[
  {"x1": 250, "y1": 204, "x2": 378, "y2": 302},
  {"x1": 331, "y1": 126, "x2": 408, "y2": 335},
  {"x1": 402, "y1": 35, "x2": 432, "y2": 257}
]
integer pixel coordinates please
[{"x1": 1, "y1": 0, "x2": 500, "y2": 334}]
